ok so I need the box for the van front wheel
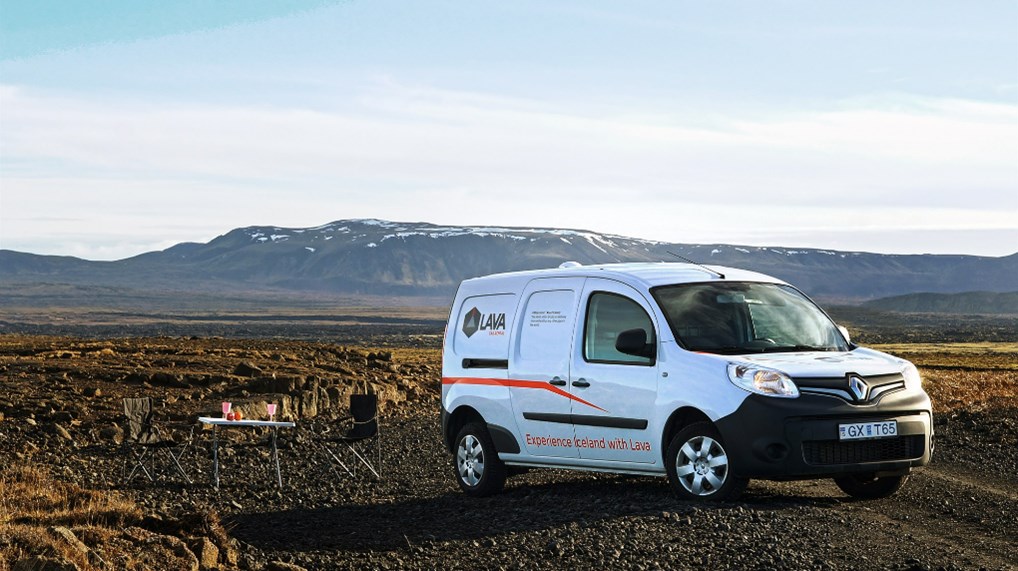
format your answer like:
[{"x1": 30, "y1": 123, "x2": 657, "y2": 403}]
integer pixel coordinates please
[
  {"x1": 666, "y1": 422, "x2": 747, "y2": 501},
  {"x1": 453, "y1": 423, "x2": 507, "y2": 497}
]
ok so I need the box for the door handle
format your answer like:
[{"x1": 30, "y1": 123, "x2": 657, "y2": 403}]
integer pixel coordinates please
[
  {"x1": 572, "y1": 378, "x2": 590, "y2": 388},
  {"x1": 549, "y1": 377, "x2": 567, "y2": 387}
]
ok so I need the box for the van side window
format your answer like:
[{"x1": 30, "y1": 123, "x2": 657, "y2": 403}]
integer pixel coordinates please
[{"x1": 583, "y1": 292, "x2": 655, "y2": 365}]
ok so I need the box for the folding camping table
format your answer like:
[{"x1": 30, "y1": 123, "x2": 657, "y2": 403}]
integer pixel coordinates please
[{"x1": 197, "y1": 417, "x2": 296, "y2": 489}]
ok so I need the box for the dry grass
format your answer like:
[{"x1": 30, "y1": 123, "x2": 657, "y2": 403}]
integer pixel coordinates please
[
  {"x1": 0, "y1": 465, "x2": 142, "y2": 528},
  {"x1": 0, "y1": 464, "x2": 142, "y2": 570},
  {"x1": 922, "y1": 368, "x2": 1018, "y2": 414},
  {"x1": 873, "y1": 342, "x2": 1018, "y2": 371},
  {"x1": 874, "y1": 343, "x2": 1018, "y2": 414}
]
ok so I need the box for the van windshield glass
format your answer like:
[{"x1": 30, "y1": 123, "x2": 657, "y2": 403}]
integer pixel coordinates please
[{"x1": 652, "y1": 282, "x2": 849, "y2": 355}]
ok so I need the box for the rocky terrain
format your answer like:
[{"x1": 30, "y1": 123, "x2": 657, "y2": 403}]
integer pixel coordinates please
[{"x1": 1, "y1": 334, "x2": 1016, "y2": 570}]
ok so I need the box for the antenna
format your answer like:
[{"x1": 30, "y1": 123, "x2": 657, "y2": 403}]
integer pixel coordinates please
[{"x1": 666, "y1": 250, "x2": 725, "y2": 279}]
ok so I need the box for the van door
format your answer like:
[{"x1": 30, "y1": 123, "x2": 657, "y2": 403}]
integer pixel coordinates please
[
  {"x1": 509, "y1": 277, "x2": 586, "y2": 458},
  {"x1": 571, "y1": 278, "x2": 659, "y2": 464}
]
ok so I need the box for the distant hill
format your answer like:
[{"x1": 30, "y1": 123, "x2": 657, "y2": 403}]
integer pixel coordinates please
[
  {"x1": 864, "y1": 291, "x2": 1018, "y2": 315},
  {"x1": 1, "y1": 219, "x2": 1016, "y2": 303}
]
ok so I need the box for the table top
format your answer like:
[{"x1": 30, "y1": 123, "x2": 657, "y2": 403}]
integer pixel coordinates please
[{"x1": 198, "y1": 416, "x2": 296, "y2": 428}]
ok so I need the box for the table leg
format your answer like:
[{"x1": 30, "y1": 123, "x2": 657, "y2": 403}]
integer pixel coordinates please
[
  {"x1": 272, "y1": 427, "x2": 282, "y2": 488},
  {"x1": 212, "y1": 425, "x2": 220, "y2": 489}
]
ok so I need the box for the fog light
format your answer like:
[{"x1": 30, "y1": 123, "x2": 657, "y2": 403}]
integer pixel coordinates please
[{"x1": 765, "y1": 443, "x2": 788, "y2": 460}]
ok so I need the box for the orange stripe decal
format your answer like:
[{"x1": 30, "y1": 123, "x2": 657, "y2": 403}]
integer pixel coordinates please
[{"x1": 442, "y1": 376, "x2": 608, "y2": 413}]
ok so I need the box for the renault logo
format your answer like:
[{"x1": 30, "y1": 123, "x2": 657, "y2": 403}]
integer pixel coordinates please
[{"x1": 848, "y1": 375, "x2": 869, "y2": 401}]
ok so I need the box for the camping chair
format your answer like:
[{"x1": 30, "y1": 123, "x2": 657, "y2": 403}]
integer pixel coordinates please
[
  {"x1": 122, "y1": 397, "x2": 193, "y2": 484},
  {"x1": 319, "y1": 394, "x2": 382, "y2": 479}
]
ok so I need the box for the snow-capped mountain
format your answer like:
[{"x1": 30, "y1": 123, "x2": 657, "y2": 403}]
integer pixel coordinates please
[{"x1": 1, "y1": 219, "x2": 1015, "y2": 300}]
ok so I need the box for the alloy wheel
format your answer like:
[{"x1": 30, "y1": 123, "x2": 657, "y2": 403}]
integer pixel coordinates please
[
  {"x1": 457, "y1": 434, "x2": 485, "y2": 487},
  {"x1": 674, "y1": 435, "x2": 729, "y2": 496}
]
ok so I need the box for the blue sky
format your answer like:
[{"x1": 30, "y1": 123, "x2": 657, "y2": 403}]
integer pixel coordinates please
[{"x1": 1, "y1": 0, "x2": 1016, "y2": 259}]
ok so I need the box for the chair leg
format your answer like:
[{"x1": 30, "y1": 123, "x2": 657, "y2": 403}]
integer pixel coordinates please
[
  {"x1": 320, "y1": 441, "x2": 355, "y2": 478},
  {"x1": 346, "y1": 442, "x2": 381, "y2": 479},
  {"x1": 164, "y1": 448, "x2": 193, "y2": 484},
  {"x1": 125, "y1": 448, "x2": 154, "y2": 484},
  {"x1": 137, "y1": 450, "x2": 154, "y2": 482}
]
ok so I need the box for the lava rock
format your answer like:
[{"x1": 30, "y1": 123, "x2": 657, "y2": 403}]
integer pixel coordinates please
[
  {"x1": 49, "y1": 525, "x2": 89, "y2": 557},
  {"x1": 234, "y1": 363, "x2": 264, "y2": 378},
  {"x1": 192, "y1": 537, "x2": 220, "y2": 570}
]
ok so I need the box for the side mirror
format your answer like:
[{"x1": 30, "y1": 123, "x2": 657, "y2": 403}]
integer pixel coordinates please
[
  {"x1": 837, "y1": 325, "x2": 851, "y2": 344},
  {"x1": 615, "y1": 328, "x2": 655, "y2": 359}
]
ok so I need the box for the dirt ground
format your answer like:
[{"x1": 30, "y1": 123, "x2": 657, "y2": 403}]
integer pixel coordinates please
[{"x1": 1, "y1": 335, "x2": 1016, "y2": 570}]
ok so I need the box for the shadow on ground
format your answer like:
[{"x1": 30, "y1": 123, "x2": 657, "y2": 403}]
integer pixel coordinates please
[{"x1": 227, "y1": 477, "x2": 837, "y2": 552}]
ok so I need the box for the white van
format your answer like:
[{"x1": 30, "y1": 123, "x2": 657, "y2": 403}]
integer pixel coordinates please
[{"x1": 441, "y1": 262, "x2": 933, "y2": 501}]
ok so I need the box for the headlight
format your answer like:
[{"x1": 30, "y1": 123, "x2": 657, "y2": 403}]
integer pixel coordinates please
[
  {"x1": 727, "y1": 363, "x2": 799, "y2": 398},
  {"x1": 902, "y1": 363, "x2": 922, "y2": 388}
]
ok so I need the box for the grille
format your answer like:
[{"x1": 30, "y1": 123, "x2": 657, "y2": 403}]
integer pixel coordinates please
[
  {"x1": 802, "y1": 435, "x2": 924, "y2": 465},
  {"x1": 795, "y1": 373, "x2": 906, "y2": 404}
]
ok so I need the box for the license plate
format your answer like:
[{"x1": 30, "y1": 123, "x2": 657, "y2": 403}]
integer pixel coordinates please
[{"x1": 838, "y1": 421, "x2": 897, "y2": 441}]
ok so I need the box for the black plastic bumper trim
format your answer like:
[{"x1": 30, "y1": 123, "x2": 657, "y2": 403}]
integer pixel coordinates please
[
  {"x1": 714, "y1": 390, "x2": 933, "y2": 480},
  {"x1": 488, "y1": 423, "x2": 521, "y2": 454}
]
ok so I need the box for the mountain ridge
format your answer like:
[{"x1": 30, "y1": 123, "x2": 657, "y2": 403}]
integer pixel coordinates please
[{"x1": 2, "y1": 219, "x2": 1016, "y2": 302}]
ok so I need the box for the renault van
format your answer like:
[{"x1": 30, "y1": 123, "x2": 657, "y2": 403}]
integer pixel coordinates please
[{"x1": 441, "y1": 263, "x2": 933, "y2": 501}]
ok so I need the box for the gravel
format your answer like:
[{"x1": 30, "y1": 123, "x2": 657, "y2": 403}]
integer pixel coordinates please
[
  {"x1": 4, "y1": 409, "x2": 1015, "y2": 570},
  {"x1": 2, "y1": 336, "x2": 1016, "y2": 570}
]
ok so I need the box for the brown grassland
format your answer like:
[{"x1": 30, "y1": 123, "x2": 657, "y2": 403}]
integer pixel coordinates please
[
  {"x1": 0, "y1": 464, "x2": 233, "y2": 571},
  {"x1": 872, "y1": 343, "x2": 1018, "y2": 413},
  {"x1": 0, "y1": 465, "x2": 140, "y2": 570}
]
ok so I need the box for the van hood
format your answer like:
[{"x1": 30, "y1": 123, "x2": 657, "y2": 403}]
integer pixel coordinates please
[{"x1": 732, "y1": 348, "x2": 907, "y2": 378}]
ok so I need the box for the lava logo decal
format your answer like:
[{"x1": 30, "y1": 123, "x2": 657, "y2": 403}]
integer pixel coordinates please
[
  {"x1": 462, "y1": 307, "x2": 506, "y2": 338},
  {"x1": 462, "y1": 307, "x2": 482, "y2": 337}
]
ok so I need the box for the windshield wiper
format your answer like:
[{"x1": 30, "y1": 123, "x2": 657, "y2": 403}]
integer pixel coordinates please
[{"x1": 760, "y1": 344, "x2": 837, "y2": 353}]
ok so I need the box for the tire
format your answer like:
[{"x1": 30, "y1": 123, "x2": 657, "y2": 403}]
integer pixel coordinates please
[
  {"x1": 665, "y1": 422, "x2": 747, "y2": 501},
  {"x1": 453, "y1": 422, "x2": 507, "y2": 497},
  {"x1": 834, "y1": 473, "x2": 907, "y2": 499}
]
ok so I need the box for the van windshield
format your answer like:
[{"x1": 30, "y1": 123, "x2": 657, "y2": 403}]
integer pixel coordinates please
[{"x1": 652, "y1": 282, "x2": 849, "y2": 355}]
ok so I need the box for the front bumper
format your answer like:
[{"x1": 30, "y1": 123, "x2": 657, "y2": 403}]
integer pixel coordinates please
[{"x1": 715, "y1": 389, "x2": 933, "y2": 480}]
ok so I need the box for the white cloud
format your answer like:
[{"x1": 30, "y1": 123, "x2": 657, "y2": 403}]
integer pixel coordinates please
[{"x1": 1, "y1": 82, "x2": 1015, "y2": 259}]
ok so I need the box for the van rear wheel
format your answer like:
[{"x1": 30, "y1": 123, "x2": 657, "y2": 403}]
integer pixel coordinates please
[
  {"x1": 834, "y1": 473, "x2": 907, "y2": 499},
  {"x1": 666, "y1": 422, "x2": 747, "y2": 501},
  {"x1": 453, "y1": 423, "x2": 506, "y2": 497}
]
